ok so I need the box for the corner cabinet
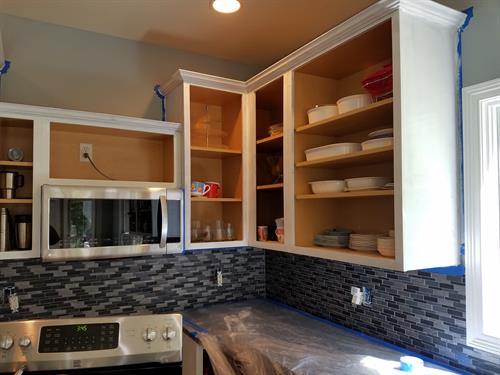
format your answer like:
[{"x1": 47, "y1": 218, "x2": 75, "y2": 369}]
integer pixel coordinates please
[
  {"x1": 0, "y1": 102, "x2": 182, "y2": 260},
  {"x1": 256, "y1": 1, "x2": 464, "y2": 271},
  {"x1": 162, "y1": 73, "x2": 249, "y2": 250}
]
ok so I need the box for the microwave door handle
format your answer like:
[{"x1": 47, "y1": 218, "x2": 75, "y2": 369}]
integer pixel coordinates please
[{"x1": 160, "y1": 195, "x2": 168, "y2": 248}]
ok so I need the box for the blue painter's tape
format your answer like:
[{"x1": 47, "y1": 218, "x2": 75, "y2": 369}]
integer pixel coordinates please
[
  {"x1": 423, "y1": 7, "x2": 473, "y2": 277},
  {"x1": 0, "y1": 60, "x2": 11, "y2": 75},
  {"x1": 153, "y1": 84, "x2": 166, "y2": 121},
  {"x1": 182, "y1": 188, "x2": 186, "y2": 254},
  {"x1": 264, "y1": 299, "x2": 469, "y2": 374},
  {"x1": 183, "y1": 317, "x2": 208, "y2": 338}
]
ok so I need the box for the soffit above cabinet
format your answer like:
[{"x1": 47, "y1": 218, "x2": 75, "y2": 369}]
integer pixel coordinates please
[{"x1": 0, "y1": 0, "x2": 376, "y2": 66}]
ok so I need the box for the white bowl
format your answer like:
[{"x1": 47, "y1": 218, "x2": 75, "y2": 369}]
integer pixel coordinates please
[
  {"x1": 307, "y1": 104, "x2": 338, "y2": 124},
  {"x1": 345, "y1": 177, "x2": 390, "y2": 190},
  {"x1": 377, "y1": 237, "x2": 395, "y2": 257},
  {"x1": 309, "y1": 180, "x2": 346, "y2": 194},
  {"x1": 304, "y1": 142, "x2": 361, "y2": 161},
  {"x1": 337, "y1": 94, "x2": 373, "y2": 114},
  {"x1": 361, "y1": 137, "x2": 394, "y2": 151}
]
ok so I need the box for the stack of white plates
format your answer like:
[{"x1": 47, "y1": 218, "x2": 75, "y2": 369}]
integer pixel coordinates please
[
  {"x1": 349, "y1": 234, "x2": 380, "y2": 251},
  {"x1": 377, "y1": 237, "x2": 395, "y2": 257}
]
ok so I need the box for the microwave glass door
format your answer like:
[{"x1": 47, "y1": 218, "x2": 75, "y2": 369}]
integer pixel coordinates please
[{"x1": 42, "y1": 186, "x2": 183, "y2": 261}]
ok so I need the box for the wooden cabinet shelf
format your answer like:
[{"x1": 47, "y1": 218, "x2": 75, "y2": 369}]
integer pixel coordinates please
[
  {"x1": 256, "y1": 134, "x2": 283, "y2": 152},
  {"x1": 257, "y1": 183, "x2": 283, "y2": 191},
  {"x1": 296, "y1": 190, "x2": 393, "y2": 200},
  {"x1": 296, "y1": 146, "x2": 393, "y2": 168},
  {"x1": 295, "y1": 98, "x2": 393, "y2": 137},
  {"x1": 0, "y1": 198, "x2": 33, "y2": 204},
  {"x1": 300, "y1": 245, "x2": 395, "y2": 261},
  {"x1": 191, "y1": 197, "x2": 242, "y2": 202},
  {"x1": 0, "y1": 161, "x2": 33, "y2": 168},
  {"x1": 191, "y1": 146, "x2": 242, "y2": 159}
]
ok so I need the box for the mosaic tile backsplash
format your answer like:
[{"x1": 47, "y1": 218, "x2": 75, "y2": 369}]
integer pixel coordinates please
[
  {"x1": 0, "y1": 247, "x2": 265, "y2": 321},
  {"x1": 265, "y1": 250, "x2": 500, "y2": 375}
]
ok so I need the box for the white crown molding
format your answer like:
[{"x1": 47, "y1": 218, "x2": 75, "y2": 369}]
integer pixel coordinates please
[
  {"x1": 399, "y1": 0, "x2": 466, "y2": 28},
  {"x1": 160, "y1": 1, "x2": 466, "y2": 95},
  {"x1": 160, "y1": 69, "x2": 246, "y2": 95},
  {"x1": 0, "y1": 101, "x2": 182, "y2": 134}
]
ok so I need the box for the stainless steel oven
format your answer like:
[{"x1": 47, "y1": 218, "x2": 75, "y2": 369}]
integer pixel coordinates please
[{"x1": 41, "y1": 185, "x2": 183, "y2": 261}]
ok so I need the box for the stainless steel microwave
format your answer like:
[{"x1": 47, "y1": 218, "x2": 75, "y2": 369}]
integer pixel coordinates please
[{"x1": 41, "y1": 185, "x2": 183, "y2": 261}]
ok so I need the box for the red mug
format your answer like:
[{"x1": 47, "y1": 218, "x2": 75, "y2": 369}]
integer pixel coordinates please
[{"x1": 205, "y1": 182, "x2": 222, "y2": 198}]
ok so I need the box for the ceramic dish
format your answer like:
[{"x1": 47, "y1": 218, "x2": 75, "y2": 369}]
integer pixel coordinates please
[
  {"x1": 309, "y1": 180, "x2": 346, "y2": 194},
  {"x1": 345, "y1": 177, "x2": 390, "y2": 191},
  {"x1": 337, "y1": 94, "x2": 372, "y2": 114},
  {"x1": 361, "y1": 137, "x2": 394, "y2": 151},
  {"x1": 368, "y1": 128, "x2": 393, "y2": 139},
  {"x1": 307, "y1": 104, "x2": 338, "y2": 123},
  {"x1": 377, "y1": 237, "x2": 395, "y2": 257},
  {"x1": 305, "y1": 142, "x2": 361, "y2": 161}
]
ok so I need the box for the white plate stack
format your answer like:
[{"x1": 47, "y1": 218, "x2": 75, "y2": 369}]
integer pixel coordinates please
[
  {"x1": 349, "y1": 234, "x2": 379, "y2": 251},
  {"x1": 377, "y1": 237, "x2": 395, "y2": 257}
]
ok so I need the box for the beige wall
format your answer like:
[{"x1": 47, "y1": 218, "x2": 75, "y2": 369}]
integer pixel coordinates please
[
  {"x1": 436, "y1": 0, "x2": 500, "y2": 87},
  {"x1": 0, "y1": 14, "x2": 261, "y2": 120}
]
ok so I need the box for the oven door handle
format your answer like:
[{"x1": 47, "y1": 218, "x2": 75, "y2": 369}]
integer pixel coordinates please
[{"x1": 160, "y1": 195, "x2": 168, "y2": 249}]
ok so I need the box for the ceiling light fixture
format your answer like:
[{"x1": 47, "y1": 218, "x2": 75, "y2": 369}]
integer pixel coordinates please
[{"x1": 211, "y1": 0, "x2": 241, "y2": 14}]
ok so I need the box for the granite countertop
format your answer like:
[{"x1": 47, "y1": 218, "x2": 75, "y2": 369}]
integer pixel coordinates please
[{"x1": 183, "y1": 299, "x2": 459, "y2": 375}]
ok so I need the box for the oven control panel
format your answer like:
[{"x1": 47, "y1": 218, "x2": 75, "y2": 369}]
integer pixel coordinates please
[
  {"x1": 39, "y1": 323, "x2": 119, "y2": 353},
  {"x1": 0, "y1": 313, "x2": 182, "y2": 373}
]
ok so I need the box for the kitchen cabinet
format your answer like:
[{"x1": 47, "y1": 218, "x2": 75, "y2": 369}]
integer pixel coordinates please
[
  {"x1": 0, "y1": 102, "x2": 182, "y2": 260},
  {"x1": 162, "y1": 73, "x2": 248, "y2": 250},
  {"x1": 162, "y1": 0, "x2": 465, "y2": 270}
]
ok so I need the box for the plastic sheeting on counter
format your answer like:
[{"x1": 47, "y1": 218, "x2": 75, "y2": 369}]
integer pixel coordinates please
[{"x1": 183, "y1": 300, "x2": 459, "y2": 375}]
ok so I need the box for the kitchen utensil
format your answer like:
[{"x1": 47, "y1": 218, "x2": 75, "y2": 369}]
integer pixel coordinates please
[
  {"x1": 377, "y1": 236, "x2": 395, "y2": 257},
  {"x1": 314, "y1": 229, "x2": 351, "y2": 248},
  {"x1": 309, "y1": 180, "x2": 346, "y2": 194},
  {"x1": 349, "y1": 233, "x2": 380, "y2": 251},
  {"x1": 257, "y1": 226, "x2": 268, "y2": 241},
  {"x1": 362, "y1": 64, "x2": 393, "y2": 100},
  {"x1": 191, "y1": 220, "x2": 201, "y2": 242},
  {"x1": 266, "y1": 155, "x2": 283, "y2": 183},
  {"x1": 205, "y1": 182, "x2": 222, "y2": 198},
  {"x1": 368, "y1": 128, "x2": 393, "y2": 139},
  {"x1": 191, "y1": 181, "x2": 211, "y2": 197},
  {"x1": 361, "y1": 137, "x2": 394, "y2": 150},
  {"x1": 337, "y1": 94, "x2": 373, "y2": 114},
  {"x1": 304, "y1": 142, "x2": 361, "y2": 161},
  {"x1": 225, "y1": 223, "x2": 234, "y2": 241},
  {"x1": 214, "y1": 220, "x2": 225, "y2": 241},
  {"x1": 275, "y1": 217, "x2": 284, "y2": 243},
  {"x1": 202, "y1": 225, "x2": 212, "y2": 241},
  {"x1": 7, "y1": 148, "x2": 24, "y2": 161},
  {"x1": 268, "y1": 123, "x2": 283, "y2": 137},
  {"x1": 344, "y1": 177, "x2": 390, "y2": 191},
  {"x1": 307, "y1": 104, "x2": 338, "y2": 124},
  {"x1": 0, "y1": 207, "x2": 12, "y2": 251},
  {"x1": 14, "y1": 215, "x2": 31, "y2": 250},
  {"x1": 0, "y1": 171, "x2": 25, "y2": 199}
]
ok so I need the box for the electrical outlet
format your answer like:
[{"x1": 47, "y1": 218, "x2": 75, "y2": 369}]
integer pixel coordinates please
[{"x1": 80, "y1": 143, "x2": 93, "y2": 162}]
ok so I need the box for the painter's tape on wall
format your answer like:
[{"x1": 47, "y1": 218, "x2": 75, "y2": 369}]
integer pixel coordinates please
[
  {"x1": 0, "y1": 60, "x2": 11, "y2": 75},
  {"x1": 154, "y1": 84, "x2": 166, "y2": 121},
  {"x1": 425, "y1": 7, "x2": 473, "y2": 276}
]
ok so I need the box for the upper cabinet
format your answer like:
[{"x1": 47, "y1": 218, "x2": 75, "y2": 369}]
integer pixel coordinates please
[
  {"x1": 0, "y1": 103, "x2": 182, "y2": 260},
  {"x1": 163, "y1": 74, "x2": 248, "y2": 250}
]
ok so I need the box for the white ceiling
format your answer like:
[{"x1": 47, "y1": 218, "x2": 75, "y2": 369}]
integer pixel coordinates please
[{"x1": 0, "y1": 0, "x2": 376, "y2": 67}]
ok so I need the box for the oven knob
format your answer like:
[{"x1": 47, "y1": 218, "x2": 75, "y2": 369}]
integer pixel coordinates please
[
  {"x1": 162, "y1": 327, "x2": 176, "y2": 341},
  {"x1": 18, "y1": 336, "x2": 31, "y2": 348},
  {"x1": 143, "y1": 328, "x2": 157, "y2": 342},
  {"x1": 0, "y1": 335, "x2": 14, "y2": 350}
]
